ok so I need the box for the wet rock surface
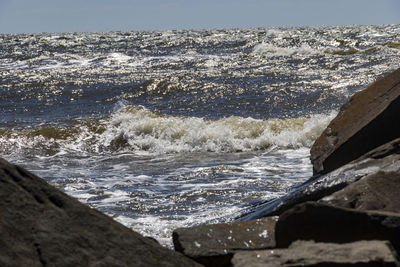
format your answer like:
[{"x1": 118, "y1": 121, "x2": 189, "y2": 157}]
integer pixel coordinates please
[
  {"x1": 232, "y1": 240, "x2": 399, "y2": 267},
  {"x1": 173, "y1": 217, "x2": 277, "y2": 267},
  {"x1": 0, "y1": 158, "x2": 200, "y2": 267},
  {"x1": 310, "y1": 68, "x2": 400, "y2": 174}
]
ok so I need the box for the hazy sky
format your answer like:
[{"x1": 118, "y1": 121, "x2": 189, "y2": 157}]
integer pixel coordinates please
[{"x1": 0, "y1": 0, "x2": 399, "y2": 33}]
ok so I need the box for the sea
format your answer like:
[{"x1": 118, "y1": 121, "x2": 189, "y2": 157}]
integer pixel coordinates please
[{"x1": 1, "y1": 25, "x2": 400, "y2": 247}]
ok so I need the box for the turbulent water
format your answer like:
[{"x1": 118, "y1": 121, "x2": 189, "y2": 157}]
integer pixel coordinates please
[{"x1": 1, "y1": 25, "x2": 400, "y2": 247}]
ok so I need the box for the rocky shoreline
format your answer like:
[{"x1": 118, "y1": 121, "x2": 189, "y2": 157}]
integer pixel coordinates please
[
  {"x1": 1, "y1": 68, "x2": 400, "y2": 266},
  {"x1": 172, "y1": 67, "x2": 400, "y2": 266}
]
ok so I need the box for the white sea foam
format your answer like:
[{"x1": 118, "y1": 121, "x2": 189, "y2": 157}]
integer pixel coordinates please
[
  {"x1": 98, "y1": 105, "x2": 336, "y2": 154},
  {"x1": 266, "y1": 29, "x2": 283, "y2": 37},
  {"x1": 0, "y1": 105, "x2": 336, "y2": 156},
  {"x1": 107, "y1": 52, "x2": 132, "y2": 64},
  {"x1": 252, "y1": 43, "x2": 319, "y2": 56}
]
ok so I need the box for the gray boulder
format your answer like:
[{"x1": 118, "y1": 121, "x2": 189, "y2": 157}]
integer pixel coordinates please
[
  {"x1": 0, "y1": 158, "x2": 200, "y2": 267},
  {"x1": 311, "y1": 68, "x2": 400, "y2": 174},
  {"x1": 232, "y1": 240, "x2": 399, "y2": 267},
  {"x1": 320, "y1": 171, "x2": 400, "y2": 212},
  {"x1": 173, "y1": 217, "x2": 277, "y2": 267}
]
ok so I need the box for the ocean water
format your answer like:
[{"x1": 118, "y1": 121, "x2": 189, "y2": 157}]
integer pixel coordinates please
[{"x1": 1, "y1": 25, "x2": 400, "y2": 247}]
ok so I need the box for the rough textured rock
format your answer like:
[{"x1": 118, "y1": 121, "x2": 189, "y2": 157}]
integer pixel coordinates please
[
  {"x1": 232, "y1": 240, "x2": 399, "y2": 267},
  {"x1": 236, "y1": 137, "x2": 400, "y2": 221},
  {"x1": 173, "y1": 217, "x2": 277, "y2": 267},
  {"x1": 0, "y1": 158, "x2": 200, "y2": 267},
  {"x1": 320, "y1": 171, "x2": 400, "y2": 212},
  {"x1": 310, "y1": 67, "x2": 400, "y2": 174},
  {"x1": 275, "y1": 202, "x2": 400, "y2": 253},
  {"x1": 232, "y1": 241, "x2": 398, "y2": 267}
]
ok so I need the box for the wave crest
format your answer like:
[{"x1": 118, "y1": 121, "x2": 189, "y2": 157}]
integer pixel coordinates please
[
  {"x1": 252, "y1": 43, "x2": 318, "y2": 56},
  {"x1": 0, "y1": 105, "x2": 335, "y2": 156}
]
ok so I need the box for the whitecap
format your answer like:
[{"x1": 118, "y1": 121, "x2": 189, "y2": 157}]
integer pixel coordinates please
[
  {"x1": 252, "y1": 42, "x2": 319, "y2": 56},
  {"x1": 107, "y1": 52, "x2": 132, "y2": 64},
  {"x1": 98, "y1": 105, "x2": 336, "y2": 154}
]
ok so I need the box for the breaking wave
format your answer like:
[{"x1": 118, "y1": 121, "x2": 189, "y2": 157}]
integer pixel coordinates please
[
  {"x1": 0, "y1": 105, "x2": 336, "y2": 156},
  {"x1": 252, "y1": 43, "x2": 318, "y2": 56}
]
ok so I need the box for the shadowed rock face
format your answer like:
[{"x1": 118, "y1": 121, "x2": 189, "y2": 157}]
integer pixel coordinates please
[
  {"x1": 310, "y1": 68, "x2": 400, "y2": 174},
  {"x1": 0, "y1": 158, "x2": 200, "y2": 267},
  {"x1": 274, "y1": 202, "x2": 400, "y2": 254}
]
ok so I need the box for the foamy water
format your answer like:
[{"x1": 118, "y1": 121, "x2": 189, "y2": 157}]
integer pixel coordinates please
[
  {"x1": 1, "y1": 25, "x2": 400, "y2": 247},
  {"x1": 0, "y1": 104, "x2": 335, "y2": 156}
]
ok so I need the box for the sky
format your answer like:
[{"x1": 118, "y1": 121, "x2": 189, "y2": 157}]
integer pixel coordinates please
[{"x1": 0, "y1": 0, "x2": 399, "y2": 33}]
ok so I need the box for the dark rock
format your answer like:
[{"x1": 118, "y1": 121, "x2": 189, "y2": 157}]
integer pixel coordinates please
[
  {"x1": 232, "y1": 240, "x2": 399, "y2": 267},
  {"x1": 311, "y1": 68, "x2": 400, "y2": 174},
  {"x1": 173, "y1": 217, "x2": 277, "y2": 267},
  {"x1": 275, "y1": 202, "x2": 400, "y2": 254},
  {"x1": 358, "y1": 136, "x2": 400, "y2": 160},
  {"x1": 0, "y1": 158, "x2": 200, "y2": 267},
  {"x1": 236, "y1": 137, "x2": 400, "y2": 221},
  {"x1": 320, "y1": 171, "x2": 400, "y2": 212}
]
